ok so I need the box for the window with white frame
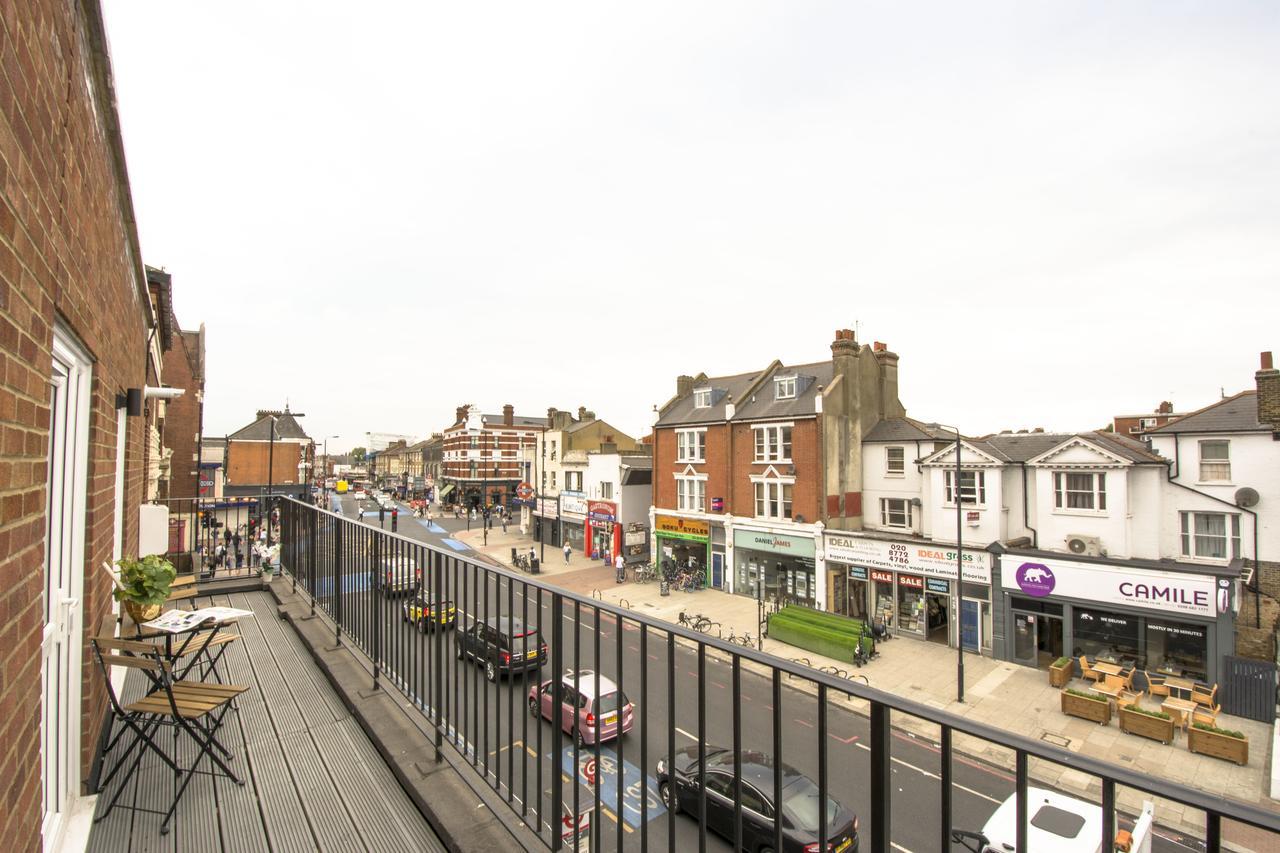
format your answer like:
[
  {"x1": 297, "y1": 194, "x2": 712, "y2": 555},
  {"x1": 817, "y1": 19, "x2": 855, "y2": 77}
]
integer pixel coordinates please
[
  {"x1": 880, "y1": 498, "x2": 912, "y2": 528},
  {"x1": 753, "y1": 480, "x2": 794, "y2": 520},
  {"x1": 774, "y1": 376, "x2": 796, "y2": 400},
  {"x1": 600, "y1": 482, "x2": 613, "y2": 499},
  {"x1": 565, "y1": 471, "x2": 583, "y2": 491},
  {"x1": 693, "y1": 388, "x2": 711, "y2": 408},
  {"x1": 550, "y1": 471, "x2": 557, "y2": 488},
  {"x1": 1198, "y1": 440, "x2": 1230, "y2": 482},
  {"x1": 753, "y1": 425, "x2": 793, "y2": 462},
  {"x1": 677, "y1": 477, "x2": 706, "y2": 512},
  {"x1": 1180, "y1": 511, "x2": 1240, "y2": 561},
  {"x1": 885, "y1": 446, "x2": 905, "y2": 476},
  {"x1": 549, "y1": 440, "x2": 557, "y2": 461},
  {"x1": 469, "y1": 462, "x2": 477, "y2": 478},
  {"x1": 1053, "y1": 472, "x2": 1107, "y2": 512},
  {"x1": 677, "y1": 429, "x2": 707, "y2": 462},
  {"x1": 944, "y1": 470, "x2": 986, "y2": 505}
]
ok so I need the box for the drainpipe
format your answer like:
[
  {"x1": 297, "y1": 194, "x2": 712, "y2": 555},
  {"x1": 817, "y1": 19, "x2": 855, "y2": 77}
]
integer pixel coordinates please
[
  {"x1": 1018, "y1": 462, "x2": 1038, "y2": 549},
  {"x1": 1167, "y1": 434, "x2": 1260, "y2": 628}
]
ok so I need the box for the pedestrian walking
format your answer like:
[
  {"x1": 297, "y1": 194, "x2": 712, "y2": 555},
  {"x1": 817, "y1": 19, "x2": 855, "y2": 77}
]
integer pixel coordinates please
[
  {"x1": 529, "y1": 545, "x2": 537, "y2": 567},
  {"x1": 615, "y1": 553, "x2": 625, "y2": 584},
  {"x1": 501, "y1": 514, "x2": 508, "y2": 534},
  {"x1": 563, "y1": 542, "x2": 572, "y2": 564}
]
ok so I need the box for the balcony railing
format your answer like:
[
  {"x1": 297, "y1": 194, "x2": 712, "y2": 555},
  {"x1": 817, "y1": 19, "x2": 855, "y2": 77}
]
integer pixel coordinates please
[
  {"x1": 273, "y1": 496, "x2": 1280, "y2": 852},
  {"x1": 151, "y1": 496, "x2": 278, "y2": 578}
]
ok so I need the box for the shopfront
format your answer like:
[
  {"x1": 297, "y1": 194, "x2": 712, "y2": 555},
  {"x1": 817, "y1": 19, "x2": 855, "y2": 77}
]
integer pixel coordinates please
[
  {"x1": 733, "y1": 529, "x2": 817, "y2": 605},
  {"x1": 654, "y1": 515, "x2": 710, "y2": 581},
  {"x1": 999, "y1": 553, "x2": 1235, "y2": 683},
  {"x1": 586, "y1": 500, "x2": 620, "y2": 561},
  {"x1": 825, "y1": 534, "x2": 993, "y2": 651},
  {"x1": 560, "y1": 494, "x2": 586, "y2": 552}
]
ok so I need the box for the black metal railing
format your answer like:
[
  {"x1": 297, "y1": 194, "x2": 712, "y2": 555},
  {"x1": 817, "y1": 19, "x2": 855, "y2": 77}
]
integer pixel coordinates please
[
  {"x1": 275, "y1": 497, "x2": 1280, "y2": 853},
  {"x1": 150, "y1": 496, "x2": 287, "y2": 578}
]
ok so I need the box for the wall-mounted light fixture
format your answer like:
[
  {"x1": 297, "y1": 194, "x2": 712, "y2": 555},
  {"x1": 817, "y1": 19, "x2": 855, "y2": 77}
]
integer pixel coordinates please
[{"x1": 121, "y1": 385, "x2": 185, "y2": 417}]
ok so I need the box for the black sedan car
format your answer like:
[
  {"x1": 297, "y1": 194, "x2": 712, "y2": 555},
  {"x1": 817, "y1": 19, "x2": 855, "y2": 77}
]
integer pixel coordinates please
[
  {"x1": 656, "y1": 746, "x2": 858, "y2": 853},
  {"x1": 456, "y1": 616, "x2": 548, "y2": 682}
]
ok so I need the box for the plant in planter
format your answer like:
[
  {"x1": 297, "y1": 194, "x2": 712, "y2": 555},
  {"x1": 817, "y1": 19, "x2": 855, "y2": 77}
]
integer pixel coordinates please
[
  {"x1": 113, "y1": 554, "x2": 177, "y2": 624},
  {"x1": 1061, "y1": 687, "x2": 1111, "y2": 725},
  {"x1": 1119, "y1": 705, "x2": 1175, "y2": 744},
  {"x1": 1049, "y1": 656, "x2": 1073, "y2": 688},
  {"x1": 1188, "y1": 722, "x2": 1248, "y2": 765}
]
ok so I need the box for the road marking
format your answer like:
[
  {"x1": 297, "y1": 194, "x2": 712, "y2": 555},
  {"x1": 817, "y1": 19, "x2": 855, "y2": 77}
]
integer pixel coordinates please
[
  {"x1": 829, "y1": 733, "x2": 858, "y2": 745},
  {"x1": 794, "y1": 718, "x2": 814, "y2": 729},
  {"x1": 890, "y1": 843, "x2": 914, "y2": 852},
  {"x1": 675, "y1": 727, "x2": 698, "y2": 741}
]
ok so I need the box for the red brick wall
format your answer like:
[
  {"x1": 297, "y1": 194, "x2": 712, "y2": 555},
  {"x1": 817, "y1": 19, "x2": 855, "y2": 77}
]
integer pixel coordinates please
[
  {"x1": 652, "y1": 424, "x2": 729, "y2": 513},
  {"x1": 729, "y1": 419, "x2": 821, "y2": 520},
  {"x1": 160, "y1": 335, "x2": 201, "y2": 498},
  {"x1": 442, "y1": 425, "x2": 539, "y2": 481},
  {"x1": 0, "y1": 1, "x2": 152, "y2": 845},
  {"x1": 226, "y1": 441, "x2": 305, "y2": 486}
]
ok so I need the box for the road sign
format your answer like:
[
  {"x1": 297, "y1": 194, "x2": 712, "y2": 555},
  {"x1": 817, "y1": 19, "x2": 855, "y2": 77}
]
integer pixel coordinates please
[
  {"x1": 516, "y1": 482, "x2": 534, "y2": 500},
  {"x1": 582, "y1": 756, "x2": 597, "y2": 785},
  {"x1": 561, "y1": 807, "x2": 590, "y2": 852}
]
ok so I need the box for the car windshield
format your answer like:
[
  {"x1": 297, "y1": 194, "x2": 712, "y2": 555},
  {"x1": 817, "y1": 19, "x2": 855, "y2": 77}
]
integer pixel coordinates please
[
  {"x1": 780, "y1": 776, "x2": 840, "y2": 833},
  {"x1": 594, "y1": 691, "x2": 628, "y2": 714},
  {"x1": 500, "y1": 628, "x2": 540, "y2": 652}
]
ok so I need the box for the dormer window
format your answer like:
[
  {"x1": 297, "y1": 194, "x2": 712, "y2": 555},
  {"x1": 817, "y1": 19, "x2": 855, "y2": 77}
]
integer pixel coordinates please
[
  {"x1": 693, "y1": 388, "x2": 712, "y2": 408},
  {"x1": 774, "y1": 376, "x2": 796, "y2": 400}
]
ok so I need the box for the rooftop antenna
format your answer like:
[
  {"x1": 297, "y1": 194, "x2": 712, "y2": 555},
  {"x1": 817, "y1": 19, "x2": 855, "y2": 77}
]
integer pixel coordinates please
[{"x1": 854, "y1": 319, "x2": 860, "y2": 341}]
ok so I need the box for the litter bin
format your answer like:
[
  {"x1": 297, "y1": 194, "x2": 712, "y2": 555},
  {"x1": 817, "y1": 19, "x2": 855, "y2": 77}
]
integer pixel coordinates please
[
  {"x1": 511, "y1": 547, "x2": 518, "y2": 564},
  {"x1": 531, "y1": 557, "x2": 541, "y2": 574},
  {"x1": 659, "y1": 578, "x2": 670, "y2": 596}
]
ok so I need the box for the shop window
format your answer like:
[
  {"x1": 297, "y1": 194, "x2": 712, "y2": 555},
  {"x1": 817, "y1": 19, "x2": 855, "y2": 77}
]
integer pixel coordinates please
[
  {"x1": 879, "y1": 498, "x2": 912, "y2": 529},
  {"x1": 774, "y1": 376, "x2": 796, "y2": 400},
  {"x1": 896, "y1": 579, "x2": 925, "y2": 633},
  {"x1": 693, "y1": 388, "x2": 712, "y2": 408},
  {"x1": 1179, "y1": 511, "x2": 1240, "y2": 561},
  {"x1": 1053, "y1": 471, "x2": 1106, "y2": 512},
  {"x1": 1071, "y1": 608, "x2": 1139, "y2": 665},
  {"x1": 677, "y1": 476, "x2": 705, "y2": 512},
  {"x1": 885, "y1": 446, "x2": 905, "y2": 476},
  {"x1": 1198, "y1": 440, "x2": 1230, "y2": 482},
  {"x1": 944, "y1": 470, "x2": 986, "y2": 505},
  {"x1": 1145, "y1": 619, "x2": 1208, "y2": 681},
  {"x1": 753, "y1": 480, "x2": 793, "y2": 520},
  {"x1": 677, "y1": 429, "x2": 707, "y2": 462},
  {"x1": 753, "y1": 425, "x2": 793, "y2": 462}
]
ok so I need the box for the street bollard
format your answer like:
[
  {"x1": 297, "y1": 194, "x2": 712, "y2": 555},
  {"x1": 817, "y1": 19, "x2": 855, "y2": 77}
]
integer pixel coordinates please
[{"x1": 392, "y1": 508, "x2": 398, "y2": 532}]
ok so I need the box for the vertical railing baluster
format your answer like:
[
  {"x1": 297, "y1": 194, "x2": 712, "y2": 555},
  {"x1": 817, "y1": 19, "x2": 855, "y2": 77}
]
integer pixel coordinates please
[
  {"x1": 573, "y1": 599, "x2": 581, "y2": 852},
  {"x1": 818, "y1": 682, "x2": 828, "y2": 853},
  {"x1": 536, "y1": 584, "x2": 544, "y2": 842},
  {"x1": 551, "y1": 592, "x2": 564, "y2": 852},
  {"x1": 1101, "y1": 776, "x2": 1115, "y2": 853},
  {"x1": 615, "y1": 610, "x2": 624, "y2": 853},
  {"x1": 1015, "y1": 750, "x2": 1028, "y2": 853},
  {"x1": 519, "y1": 577, "x2": 527, "y2": 816},
  {"x1": 732, "y1": 654, "x2": 742, "y2": 853},
  {"x1": 772, "y1": 669, "x2": 783, "y2": 853},
  {"x1": 593, "y1": 606, "x2": 602, "y2": 839},
  {"x1": 940, "y1": 725, "x2": 952, "y2": 852},
  {"x1": 1206, "y1": 812, "x2": 1222, "y2": 853},
  {"x1": 640, "y1": 622, "x2": 648, "y2": 853},
  {"x1": 697, "y1": 641, "x2": 706, "y2": 853},
  {"x1": 334, "y1": 520, "x2": 343, "y2": 643},
  {"x1": 870, "y1": 700, "x2": 890, "y2": 853},
  {"x1": 667, "y1": 631, "x2": 676, "y2": 853},
  {"x1": 508, "y1": 573, "x2": 515, "y2": 804},
  {"x1": 434, "y1": 549, "x2": 444, "y2": 762}
]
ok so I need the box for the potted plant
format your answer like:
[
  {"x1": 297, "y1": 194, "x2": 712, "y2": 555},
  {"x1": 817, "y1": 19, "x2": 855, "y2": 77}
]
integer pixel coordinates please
[
  {"x1": 1061, "y1": 688, "x2": 1111, "y2": 725},
  {"x1": 1188, "y1": 722, "x2": 1248, "y2": 765},
  {"x1": 1049, "y1": 656, "x2": 1073, "y2": 688},
  {"x1": 113, "y1": 554, "x2": 177, "y2": 624},
  {"x1": 1119, "y1": 705, "x2": 1175, "y2": 744}
]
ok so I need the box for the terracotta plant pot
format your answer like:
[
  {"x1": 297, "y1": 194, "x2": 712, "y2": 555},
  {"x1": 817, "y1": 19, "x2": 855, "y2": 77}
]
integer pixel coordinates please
[{"x1": 124, "y1": 600, "x2": 162, "y2": 624}]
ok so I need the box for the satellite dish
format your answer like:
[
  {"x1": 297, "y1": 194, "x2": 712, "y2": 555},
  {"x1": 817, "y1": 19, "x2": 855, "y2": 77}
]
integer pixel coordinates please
[{"x1": 1235, "y1": 487, "x2": 1260, "y2": 508}]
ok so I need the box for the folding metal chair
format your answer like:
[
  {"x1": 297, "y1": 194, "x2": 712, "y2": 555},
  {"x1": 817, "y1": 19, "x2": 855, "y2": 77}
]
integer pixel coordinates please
[{"x1": 91, "y1": 636, "x2": 249, "y2": 834}]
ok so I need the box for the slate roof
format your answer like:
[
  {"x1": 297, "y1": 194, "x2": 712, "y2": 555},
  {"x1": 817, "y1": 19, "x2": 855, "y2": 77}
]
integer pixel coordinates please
[
  {"x1": 228, "y1": 411, "x2": 309, "y2": 441},
  {"x1": 864, "y1": 417, "x2": 958, "y2": 442},
  {"x1": 1148, "y1": 391, "x2": 1268, "y2": 434},
  {"x1": 656, "y1": 370, "x2": 763, "y2": 427},
  {"x1": 732, "y1": 361, "x2": 834, "y2": 421},
  {"x1": 958, "y1": 430, "x2": 1165, "y2": 464}
]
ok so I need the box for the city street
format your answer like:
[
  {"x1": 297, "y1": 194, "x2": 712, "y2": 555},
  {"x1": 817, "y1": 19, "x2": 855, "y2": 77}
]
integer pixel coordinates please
[{"x1": 311, "y1": 494, "x2": 1205, "y2": 853}]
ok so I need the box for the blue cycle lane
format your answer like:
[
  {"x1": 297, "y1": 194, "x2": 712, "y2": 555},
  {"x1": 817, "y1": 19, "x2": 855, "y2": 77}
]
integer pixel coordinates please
[{"x1": 559, "y1": 744, "x2": 666, "y2": 831}]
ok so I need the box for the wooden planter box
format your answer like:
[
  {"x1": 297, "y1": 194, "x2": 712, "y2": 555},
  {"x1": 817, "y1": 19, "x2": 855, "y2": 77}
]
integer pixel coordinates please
[
  {"x1": 1061, "y1": 691, "x2": 1111, "y2": 725},
  {"x1": 1119, "y1": 707, "x2": 1175, "y2": 744},
  {"x1": 1188, "y1": 727, "x2": 1249, "y2": 765},
  {"x1": 1049, "y1": 660, "x2": 1073, "y2": 688}
]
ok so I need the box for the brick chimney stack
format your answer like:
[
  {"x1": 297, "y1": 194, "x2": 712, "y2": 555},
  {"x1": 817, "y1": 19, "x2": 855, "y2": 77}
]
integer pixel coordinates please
[
  {"x1": 578, "y1": 406, "x2": 588, "y2": 421},
  {"x1": 503, "y1": 403, "x2": 514, "y2": 426},
  {"x1": 1157, "y1": 401, "x2": 1174, "y2": 414},
  {"x1": 676, "y1": 375, "x2": 694, "y2": 398},
  {"x1": 456, "y1": 405, "x2": 468, "y2": 424},
  {"x1": 1257, "y1": 351, "x2": 1280, "y2": 428}
]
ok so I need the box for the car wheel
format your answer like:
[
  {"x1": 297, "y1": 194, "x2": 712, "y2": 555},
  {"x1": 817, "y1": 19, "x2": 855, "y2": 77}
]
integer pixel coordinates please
[
  {"x1": 485, "y1": 660, "x2": 498, "y2": 682},
  {"x1": 658, "y1": 781, "x2": 678, "y2": 814},
  {"x1": 575, "y1": 726, "x2": 586, "y2": 747},
  {"x1": 456, "y1": 644, "x2": 465, "y2": 660},
  {"x1": 528, "y1": 697, "x2": 540, "y2": 718},
  {"x1": 417, "y1": 618, "x2": 426, "y2": 634}
]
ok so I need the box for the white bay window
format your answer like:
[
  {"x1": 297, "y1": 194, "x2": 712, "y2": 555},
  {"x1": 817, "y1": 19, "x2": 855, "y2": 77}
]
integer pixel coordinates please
[
  {"x1": 753, "y1": 424, "x2": 793, "y2": 462},
  {"x1": 677, "y1": 476, "x2": 706, "y2": 512}
]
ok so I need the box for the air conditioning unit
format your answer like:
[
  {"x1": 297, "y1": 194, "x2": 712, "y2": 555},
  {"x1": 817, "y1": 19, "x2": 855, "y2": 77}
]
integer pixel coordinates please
[{"x1": 1066, "y1": 534, "x2": 1103, "y2": 557}]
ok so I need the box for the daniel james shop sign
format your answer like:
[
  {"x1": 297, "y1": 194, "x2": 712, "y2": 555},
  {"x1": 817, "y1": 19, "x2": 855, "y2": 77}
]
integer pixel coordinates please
[
  {"x1": 824, "y1": 535, "x2": 992, "y2": 584},
  {"x1": 733, "y1": 530, "x2": 816, "y2": 559},
  {"x1": 999, "y1": 556, "x2": 1218, "y2": 618}
]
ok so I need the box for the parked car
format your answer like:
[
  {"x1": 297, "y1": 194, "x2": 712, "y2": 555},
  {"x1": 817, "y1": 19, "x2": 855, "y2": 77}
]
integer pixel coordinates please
[
  {"x1": 527, "y1": 669, "x2": 634, "y2": 745},
  {"x1": 952, "y1": 787, "x2": 1153, "y2": 853},
  {"x1": 375, "y1": 555, "x2": 419, "y2": 596},
  {"x1": 457, "y1": 616, "x2": 547, "y2": 682},
  {"x1": 402, "y1": 592, "x2": 456, "y2": 631},
  {"x1": 656, "y1": 746, "x2": 859, "y2": 853}
]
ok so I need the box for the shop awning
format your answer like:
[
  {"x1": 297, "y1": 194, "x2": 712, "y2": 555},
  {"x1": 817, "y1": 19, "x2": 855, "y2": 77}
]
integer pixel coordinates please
[{"x1": 439, "y1": 484, "x2": 455, "y2": 497}]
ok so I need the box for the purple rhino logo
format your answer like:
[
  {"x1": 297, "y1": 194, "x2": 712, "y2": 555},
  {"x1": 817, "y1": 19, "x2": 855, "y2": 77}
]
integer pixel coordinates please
[{"x1": 1015, "y1": 562, "x2": 1055, "y2": 597}]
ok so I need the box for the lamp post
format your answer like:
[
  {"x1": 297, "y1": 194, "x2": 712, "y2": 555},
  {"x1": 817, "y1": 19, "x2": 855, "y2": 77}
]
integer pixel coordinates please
[
  {"x1": 934, "y1": 424, "x2": 965, "y2": 703},
  {"x1": 540, "y1": 431, "x2": 547, "y2": 565},
  {"x1": 266, "y1": 415, "x2": 278, "y2": 547},
  {"x1": 321, "y1": 435, "x2": 338, "y2": 504}
]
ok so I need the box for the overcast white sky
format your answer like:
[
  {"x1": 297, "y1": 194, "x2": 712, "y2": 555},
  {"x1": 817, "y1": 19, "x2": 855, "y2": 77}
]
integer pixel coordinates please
[{"x1": 102, "y1": 2, "x2": 1280, "y2": 451}]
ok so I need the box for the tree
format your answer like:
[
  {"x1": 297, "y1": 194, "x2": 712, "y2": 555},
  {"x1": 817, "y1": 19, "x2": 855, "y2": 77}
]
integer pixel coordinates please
[{"x1": 350, "y1": 446, "x2": 367, "y2": 462}]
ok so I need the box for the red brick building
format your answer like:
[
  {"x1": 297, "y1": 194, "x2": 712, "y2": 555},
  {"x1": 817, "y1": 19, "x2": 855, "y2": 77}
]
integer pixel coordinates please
[
  {"x1": 651, "y1": 330, "x2": 904, "y2": 608},
  {"x1": 1112, "y1": 400, "x2": 1182, "y2": 438},
  {"x1": 0, "y1": 2, "x2": 163, "y2": 847},
  {"x1": 440, "y1": 404, "x2": 544, "y2": 509},
  {"x1": 156, "y1": 290, "x2": 205, "y2": 500},
  {"x1": 224, "y1": 407, "x2": 313, "y2": 497}
]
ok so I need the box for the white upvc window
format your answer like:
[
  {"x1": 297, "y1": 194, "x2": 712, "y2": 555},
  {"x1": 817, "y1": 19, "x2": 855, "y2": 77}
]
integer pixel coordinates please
[
  {"x1": 600, "y1": 482, "x2": 613, "y2": 499},
  {"x1": 550, "y1": 471, "x2": 557, "y2": 488},
  {"x1": 885, "y1": 446, "x2": 905, "y2": 476},
  {"x1": 753, "y1": 424, "x2": 793, "y2": 462},
  {"x1": 1053, "y1": 471, "x2": 1107, "y2": 512},
  {"x1": 1180, "y1": 511, "x2": 1240, "y2": 561},
  {"x1": 944, "y1": 470, "x2": 986, "y2": 506},
  {"x1": 880, "y1": 498, "x2": 912, "y2": 529},
  {"x1": 753, "y1": 480, "x2": 794, "y2": 520},
  {"x1": 693, "y1": 388, "x2": 712, "y2": 408},
  {"x1": 774, "y1": 376, "x2": 796, "y2": 400},
  {"x1": 677, "y1": 429, "x2": 707, "y2": 462},
  {"x1": 1198, "y1": 440, "x2": 1230, "y2": 482},
  {"x1": 676, "y1": 476, "x2": 706, "y2": 512},
  {"x1": 549, "y1": 440, "x2": 557, "y2": 461}
]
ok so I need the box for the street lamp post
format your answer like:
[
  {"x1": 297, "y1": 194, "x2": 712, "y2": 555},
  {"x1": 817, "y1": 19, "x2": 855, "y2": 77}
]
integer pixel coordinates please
[
  {"x1": 539, "y1": 431, "x2": 547, "y2": 565},
  {"x1": 266, "y1": 415, "x2": 278, "y2": 547},
  {"x1": 321, "y1": 435, "x2": 338, "y2": 504},
  {"x1": 934, "y1": 424, "x2": 966, "y2": 703}
]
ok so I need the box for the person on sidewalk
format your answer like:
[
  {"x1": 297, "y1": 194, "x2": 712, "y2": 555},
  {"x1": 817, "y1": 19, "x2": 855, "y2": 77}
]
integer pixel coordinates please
[
  {"x1": 563, "y1": 542, "x2": 572, "y2": 564},
  {"x1": 615, "y1": 553, "x2": 625, "y2": 584}
]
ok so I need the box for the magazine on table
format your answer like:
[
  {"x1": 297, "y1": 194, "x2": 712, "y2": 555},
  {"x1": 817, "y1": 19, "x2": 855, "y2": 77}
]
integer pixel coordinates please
[{"x1": 141, "y1": 606, "x2": 255, "y2": 633}]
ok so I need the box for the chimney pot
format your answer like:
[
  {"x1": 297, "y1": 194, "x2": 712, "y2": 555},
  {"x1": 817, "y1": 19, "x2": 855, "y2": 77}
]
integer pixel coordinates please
[
  {"x1": 578, "y1": 406, "x2": 587, "y2": 420},
  {"x1": 873, "y1": 341, "x2": 887, "y2": 353},
  {"x1": 503, "y1": 404, "x2": 514, "y2": 425},
  {"x1": 676, "y1": 375, "x2": 694, "y2": 398},
  {"x1": 1263, "y1": 351, "x2": 1274, "y2": 371}
]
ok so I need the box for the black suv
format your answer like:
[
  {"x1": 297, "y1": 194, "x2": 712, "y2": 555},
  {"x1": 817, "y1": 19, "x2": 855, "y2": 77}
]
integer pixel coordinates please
[
  {"x1": 656, "y1": 746, "x2": 859, "y2": 853},
  {"x1": 457, "y1": 616, "x2": 548, "y2": 682}
]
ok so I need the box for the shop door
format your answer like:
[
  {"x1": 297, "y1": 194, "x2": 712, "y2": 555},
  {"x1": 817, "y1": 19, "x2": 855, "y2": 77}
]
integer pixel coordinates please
[
  {"x1": 1012, "y1": 612, "x2": 1039, "y2": 667},
  {"x1": 829, "y1": 570, "x2": 848, "y2": 616},
  {"x1": 961, "y1": 599, "x2": 982, "y2": 652},
  {"x1": 711, "y1": 553, "x2": 723, "y2": 589}
]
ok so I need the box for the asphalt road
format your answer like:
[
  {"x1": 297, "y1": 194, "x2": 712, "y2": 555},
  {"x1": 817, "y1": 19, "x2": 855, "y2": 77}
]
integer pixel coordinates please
[{"x1": 319, "y1": 493, "x2": 1205, "y2": 853}]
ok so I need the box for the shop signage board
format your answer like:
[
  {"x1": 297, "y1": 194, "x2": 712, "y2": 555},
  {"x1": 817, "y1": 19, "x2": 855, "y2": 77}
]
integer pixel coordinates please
[
  {"x1": 825, "y1": 534, "x2": 992, "y2": 584},
  {"x1": 561, "y1": 494, "x2": 588, "y2": 518},
  {"x1": 848, "y1": 565, "x2": 868, "y2": 580},
  {"x1": 515, "y1": 482, "x2": 534, "y2": 499},
  {"x1": 925, "y1": 578, "x2": 950, "y2": 594},
  {"x1": 587, "y1": 500, "x2": 617, "y2": 522},
  {"x1": 734, "y1": 529, "x2": 816, "y2": 559},
  {"x1": 1000, "y1": 555, "x2": 1216, "y2": 618},
  {"x1": 870, "y1": 569, "x2": 893, "y2": 583},
  {"x1": 655, "y1": 515, "x2": 710, "y2": 541},
  {"x1": 898, "y1": 573, "x2": 923, "y2": 590}
]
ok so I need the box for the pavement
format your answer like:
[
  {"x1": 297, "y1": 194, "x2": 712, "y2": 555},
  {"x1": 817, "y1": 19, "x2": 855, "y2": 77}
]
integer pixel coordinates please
[{"x1": 454, "y1": 522, "x2": 1280, "y2": 848}]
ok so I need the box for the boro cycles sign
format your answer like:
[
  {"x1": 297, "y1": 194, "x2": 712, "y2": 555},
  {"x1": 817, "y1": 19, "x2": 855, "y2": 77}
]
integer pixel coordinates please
[
  {"x1": 824, "y1": 535, "x2": 991, "y2": 584},
  {"x1": 1001, "y1": 556, "x2": 1217, "y2": 618}
]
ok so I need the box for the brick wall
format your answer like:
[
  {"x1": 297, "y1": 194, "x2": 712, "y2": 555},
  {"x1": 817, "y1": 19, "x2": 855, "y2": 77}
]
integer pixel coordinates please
[
  {"x1": 652, "y1": 424, "x2": 729, "y2": 513},
  {"x1": 0, "y1": 1, "x2": 152, "y2": 845},
  {"x1": 160, "y1": 332, "x2": 202, "y2": 498},
  {"x1": 226, "y1": 440, "x2": 305, "y2": 486},
  {"x1": 728, "y1": 419, "x2": 821, "y2": 521}
]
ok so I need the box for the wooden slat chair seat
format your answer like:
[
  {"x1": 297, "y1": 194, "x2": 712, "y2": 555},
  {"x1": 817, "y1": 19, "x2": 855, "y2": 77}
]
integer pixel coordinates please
[
  {"x1": 1191, "y1": 703, "x2": 1221, "y2": 728},
  {"x1": 1079, "y1": 656, "x2": 1102, "y2": 683},
  {"x1": 1144, "y1": 671, "x2": 1170, "y2": 698}
]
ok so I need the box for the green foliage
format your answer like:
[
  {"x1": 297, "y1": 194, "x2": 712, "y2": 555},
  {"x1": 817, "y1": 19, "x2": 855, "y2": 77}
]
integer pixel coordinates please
[
  {"x1": 113, "y1": 554, "x2": 176, "y2": 606},
  {"x1": 768, "y1": 611, "x2": 872, "y2": 659},
  {"x1": 1052, "y1": 657, "x2": 1071, "y2": 669},
  {"x1": 1123, "y1": 705, "x2": 1170, "y2": 720},
  {"x1": 1064, "y1": 688, "x2": 1107, "y2": 702},
  {"x1": 350, "y1": 446, "x2": 367, "y2": 462},
  {"x1": 1192, "y1": 722, "x2": 1245, "y2": 739}
]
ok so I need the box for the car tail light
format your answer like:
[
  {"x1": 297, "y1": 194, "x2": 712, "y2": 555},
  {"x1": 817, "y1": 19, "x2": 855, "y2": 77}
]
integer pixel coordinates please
[
  {"x1": 585, "y1": 712, "x2": 595, "y2": 726},
  {"x1": 501, "y1": 651, "x2": 511, "y2": 664},
  {"x1": 803, "y1": 844, "x2": 839, "y2": 853},
  {"x1": 540, "y1": 643, "x2": 547, "y2": 656}
]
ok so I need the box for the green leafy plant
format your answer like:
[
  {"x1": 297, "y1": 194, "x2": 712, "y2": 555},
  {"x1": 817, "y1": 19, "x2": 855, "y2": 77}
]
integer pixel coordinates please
[
  {"x1": 1052, "y1": 657, "x2": 1071, "y2": 669},
  {"x1": 1123, "y1": 705, "x2": 1170, "y2": 720},
  {"x1": 1064, "y1": 688, "x2": 1106, "y2": 701},
  {"x1": 113, "y1": 554, "x2": 177, "y2": 606},
  {"x1": 1192, "y1": 722, "x2": 1244, "y2": 739}
]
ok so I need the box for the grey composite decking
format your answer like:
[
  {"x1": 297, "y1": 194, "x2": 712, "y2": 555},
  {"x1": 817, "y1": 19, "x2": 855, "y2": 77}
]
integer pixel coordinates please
[{"x1": 86, "y1": 591, "x2": 446, "y2": 852}]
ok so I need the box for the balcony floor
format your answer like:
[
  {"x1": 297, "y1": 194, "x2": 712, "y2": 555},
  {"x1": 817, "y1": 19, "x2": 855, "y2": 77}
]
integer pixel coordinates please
[{"x1": 87, "y1": 591, "x2": 445, "y2": 852}]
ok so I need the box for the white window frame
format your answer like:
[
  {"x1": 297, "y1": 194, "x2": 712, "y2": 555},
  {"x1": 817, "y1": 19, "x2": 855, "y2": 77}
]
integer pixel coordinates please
[
  {"x1": 1197, "y1": 440, "x2": 1231, "y2": 483},
  {"x1": 774, "y1": 376, "x2": 796, "y2": 400},
  {"x1": 752, "y1": 423, "x2": 793, "y2": 463},
  {"x1": 885, "y1": 446, "x2": 906, "y2": 477},
  {"x1": 879, "y1": 497, "x2": 912, "y2": 529},
  {"x1": 600, "y1": 482, "x2": 613, "y2": 500},
  {"x1": 693, "y1": 388, "x2": 712, "y2": 408},
  {"x1": 1180, "y1": 511, "x2": 1240, "y2": 562},
  {"x1": 1052, "y1": 471, "x2": 1107, "y2": 514},
  {"x1": 750, "y1": 473, "x2": 795, "y2": 520},
  {"x1": 676, "y1": 475, "x2": 707, "y2": 512},
  {"x1": 676, "y1": 428, "x2": 707, "y2": 463},
  {"x1": 943, "y1": 469, "x2": 986, "y2": 506}
]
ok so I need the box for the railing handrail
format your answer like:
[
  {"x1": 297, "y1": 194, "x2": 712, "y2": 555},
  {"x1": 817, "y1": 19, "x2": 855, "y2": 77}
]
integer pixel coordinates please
[{"x1": 277, "y1": 496, "x2": 1280, "y2": 837}]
